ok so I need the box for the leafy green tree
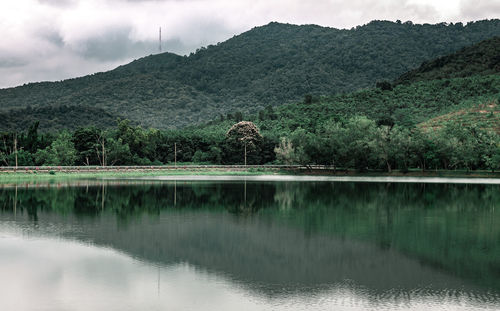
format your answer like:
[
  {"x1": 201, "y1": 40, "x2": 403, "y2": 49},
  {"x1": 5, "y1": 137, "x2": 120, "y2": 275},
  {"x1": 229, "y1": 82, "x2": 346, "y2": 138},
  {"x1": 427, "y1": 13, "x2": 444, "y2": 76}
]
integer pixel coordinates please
[
  {"x1": 482, "y1": 132, "x2": 500, "y2": 172},
  {"x1": 484, "y1": 144, "x2": 500, "y2": 172},
  {"x1": 343, "y1": 116, "x2": 378, "y2": 171},
  {"x1": 73, "y1": 127, "x2": 102, "y2": 165},
  {"x1": 106, "y1": 138, "x2": 132, "y2": 165},
  {"x1": 323, "y1": 120, "x2": 350, "y2": 170},
  {"x1": 391, "y1": 127, "x2": 415, "y2": 172},
  {"x1": 289, "y1": 128, "x2": 314, "y2": 166},
  {"x1": 7, "y1": 149, "x2": 34, "y2": 166},
  {"x1": 35, "y1": 132, "x2": 77, "y2": 166},
  {"x1": 373, "y1": 125, "x2": 397, "y2": 172}
]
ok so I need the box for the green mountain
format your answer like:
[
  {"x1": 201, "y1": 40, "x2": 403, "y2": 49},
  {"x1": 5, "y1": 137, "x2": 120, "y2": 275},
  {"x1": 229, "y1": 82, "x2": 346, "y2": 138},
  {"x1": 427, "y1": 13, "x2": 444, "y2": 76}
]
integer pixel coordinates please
[
  {"x1": 1, "y1": 19, "x2": 500, "y2": 131},
  {"x1": 395, "y1": 36, "x2": 500, "y2": 85},
  {"x1": 195, "y1": 32, "x2": 500, "y2": 136}
]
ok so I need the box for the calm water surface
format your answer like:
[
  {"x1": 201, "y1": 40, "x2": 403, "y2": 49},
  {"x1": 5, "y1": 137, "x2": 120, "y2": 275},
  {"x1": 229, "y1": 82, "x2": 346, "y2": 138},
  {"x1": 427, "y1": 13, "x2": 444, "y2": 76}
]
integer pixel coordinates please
[{"x1": 0, "y1": 178, "x2": 499, "y2": 310}]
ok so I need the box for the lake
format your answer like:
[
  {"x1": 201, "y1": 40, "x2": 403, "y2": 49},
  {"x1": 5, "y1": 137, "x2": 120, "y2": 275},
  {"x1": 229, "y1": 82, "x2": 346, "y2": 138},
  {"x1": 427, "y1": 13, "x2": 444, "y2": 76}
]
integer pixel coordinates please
[{"x1": 0, "y1": 177, "x2": 499, "y2": 310}]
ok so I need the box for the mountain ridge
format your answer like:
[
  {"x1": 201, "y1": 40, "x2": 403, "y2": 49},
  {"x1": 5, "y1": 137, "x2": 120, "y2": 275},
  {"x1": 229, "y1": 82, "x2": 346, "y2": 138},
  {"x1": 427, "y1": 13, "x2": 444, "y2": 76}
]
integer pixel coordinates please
[{"x1": 1, "y1": 19, "x2": 500, "y2": 130}]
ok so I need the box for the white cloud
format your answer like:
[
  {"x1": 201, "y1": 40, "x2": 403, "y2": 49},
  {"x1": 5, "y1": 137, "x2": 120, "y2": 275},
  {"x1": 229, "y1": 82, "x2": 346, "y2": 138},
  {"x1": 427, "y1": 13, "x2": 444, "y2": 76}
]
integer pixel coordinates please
[{"x1": 0, "y1": 0, "x2": 498, "y2": 88}]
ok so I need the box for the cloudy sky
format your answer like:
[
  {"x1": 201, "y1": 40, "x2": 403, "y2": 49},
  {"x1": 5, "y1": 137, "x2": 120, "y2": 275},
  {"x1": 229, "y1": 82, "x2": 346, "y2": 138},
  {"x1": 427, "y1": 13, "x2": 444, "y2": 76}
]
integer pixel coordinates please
[{"x1": 0, "y1": 0, "x2": 499, "y2": 88}]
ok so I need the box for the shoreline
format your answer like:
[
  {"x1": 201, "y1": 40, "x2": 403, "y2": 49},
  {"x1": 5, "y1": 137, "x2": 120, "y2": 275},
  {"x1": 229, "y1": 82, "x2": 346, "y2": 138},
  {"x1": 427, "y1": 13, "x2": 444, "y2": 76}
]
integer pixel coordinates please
[{"x1": 0, "y1": 167, "x2": 499, "y2": 185}]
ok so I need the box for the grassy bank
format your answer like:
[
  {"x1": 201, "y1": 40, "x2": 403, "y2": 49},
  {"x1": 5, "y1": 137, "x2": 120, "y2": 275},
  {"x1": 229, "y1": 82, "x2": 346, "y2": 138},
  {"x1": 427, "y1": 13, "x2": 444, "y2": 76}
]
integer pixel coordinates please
[
  {"x1": 291, "y1": 168, "x2": 500, "y2": 178},
  {"x1": 0, "y1": 167, "x2": 499, "y2": 185},
  {"x1": 0, "y1": 169, "x2": 280, "y2": 184}
]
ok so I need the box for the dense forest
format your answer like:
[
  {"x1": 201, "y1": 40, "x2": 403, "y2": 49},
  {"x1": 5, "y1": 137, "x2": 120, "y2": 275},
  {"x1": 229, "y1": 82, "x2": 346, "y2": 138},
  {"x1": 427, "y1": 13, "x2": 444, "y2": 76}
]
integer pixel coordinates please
[
  {"x1": 1, "y1": 79, "x2": 499, "y2": 171},
  {"x1": 0, "y1": 105, "x2": 126, "y2": 131},
  {"x1": 1, "y1": 19, "x2": 500, "y2": 130},
  {"x1": 395, "y1": 36, "x2": 500, "y2": 84}
]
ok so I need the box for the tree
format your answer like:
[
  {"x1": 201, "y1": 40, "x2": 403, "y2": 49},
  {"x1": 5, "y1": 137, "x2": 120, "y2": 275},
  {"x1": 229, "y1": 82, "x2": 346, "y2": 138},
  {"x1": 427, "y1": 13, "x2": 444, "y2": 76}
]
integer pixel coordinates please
[
  {"x1": 484, "y1": 143, "x2": 500, "y2": 172},
  {"x1": 106, "y1": 138, "x2": 132, "y2": 165},
  {"x1": 224, "y1": 121, "x2": 263, "y2": 164},
  {"x1": 73, "y1": 127, "x2": 102, "y2": 165},
  {"x1": 274, "y1": 137, "x2": 297, "y2": 165},
  {"x1": 289, "y1": 128, "x2": 313, "y2": 166},
  {"x1": 374, "y1": 125, "x2": 396, "y2": 172},
  {"x1": 343, "y1": 116, "x2": 378, "y2": 171},
  {"x1": 392, "y1": 127, "x2": 415, "y2": 172},
  {"x1": 35, "y1": 132, "x2": 77, "y2": 166},
  {"x1": 24, "y1": 121, "x2": 40, "y2": 154},
  {"x1": 323, "y1": 120, "x2": 350, "y2": 170}
]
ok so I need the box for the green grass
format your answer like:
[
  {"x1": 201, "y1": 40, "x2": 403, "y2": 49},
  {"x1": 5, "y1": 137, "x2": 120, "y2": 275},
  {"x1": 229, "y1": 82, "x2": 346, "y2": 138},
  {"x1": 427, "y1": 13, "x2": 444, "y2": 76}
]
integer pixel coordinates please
[
  {"x1": 1, "y1": 168, "x2": 499, "y2": 185},
  {"x1": 0, "y1": 169, "x2": 283, "y2": 184}
]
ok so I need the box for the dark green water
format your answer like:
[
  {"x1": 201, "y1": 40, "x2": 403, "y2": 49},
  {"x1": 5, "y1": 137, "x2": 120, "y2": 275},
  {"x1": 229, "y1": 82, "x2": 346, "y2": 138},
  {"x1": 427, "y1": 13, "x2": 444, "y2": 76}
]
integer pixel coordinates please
[{"x1": 1, "y1": 179, "x2": 499, "y2": 310}]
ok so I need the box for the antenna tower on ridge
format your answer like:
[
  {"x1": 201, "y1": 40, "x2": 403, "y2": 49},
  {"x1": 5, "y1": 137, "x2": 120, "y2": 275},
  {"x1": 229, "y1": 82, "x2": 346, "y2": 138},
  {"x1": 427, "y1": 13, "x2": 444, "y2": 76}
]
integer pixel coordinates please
[{"x1": 159, "y1": 27, "x2": 162, "y2": 53}]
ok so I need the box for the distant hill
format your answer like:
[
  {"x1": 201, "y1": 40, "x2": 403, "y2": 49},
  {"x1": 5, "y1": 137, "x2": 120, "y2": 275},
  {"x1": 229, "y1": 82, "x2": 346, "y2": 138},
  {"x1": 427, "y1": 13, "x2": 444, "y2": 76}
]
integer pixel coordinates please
[
  {"x1": 395, "y1": 36, "x2": 500, "y2": 85},
  {"x1": 1, "y1": 19, "x2": 500, "y2": 130}
]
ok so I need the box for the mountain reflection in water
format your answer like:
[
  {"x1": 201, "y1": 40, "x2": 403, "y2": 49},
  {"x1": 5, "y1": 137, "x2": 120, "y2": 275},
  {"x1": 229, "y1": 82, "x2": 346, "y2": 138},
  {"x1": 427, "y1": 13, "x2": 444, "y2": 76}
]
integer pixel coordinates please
[{"x1": 0, "y1": 180, "x2": 499, "y2": 310}]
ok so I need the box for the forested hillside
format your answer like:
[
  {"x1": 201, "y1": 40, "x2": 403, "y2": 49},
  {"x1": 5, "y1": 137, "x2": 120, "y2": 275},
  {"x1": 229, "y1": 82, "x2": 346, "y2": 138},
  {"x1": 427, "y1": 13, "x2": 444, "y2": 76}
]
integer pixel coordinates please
[
  {"x1": 395, "y1": 36, "x2": 500, "y2": 85},
  {"x1": 3, "y1": 71, "x2": 496, "y2": 169},
  {"x1": 199, "y1": 74, "x2": 500, "y2": 135},
  {"x1": 420, "y1": 101, "x2": 499, "y2": 134},
  {"x1": 1, "y1": 19, "x2": 500, "y2": 130},
  {"x1": 0, "y1": 106, "x2": 124, "y2": 132}
]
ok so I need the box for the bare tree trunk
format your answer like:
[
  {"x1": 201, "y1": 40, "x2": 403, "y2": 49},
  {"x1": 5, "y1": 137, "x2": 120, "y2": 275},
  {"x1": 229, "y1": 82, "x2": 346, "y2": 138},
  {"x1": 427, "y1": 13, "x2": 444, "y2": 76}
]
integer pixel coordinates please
[
  {"x1": 1, "y1": 138, "x2": 10, "y2": 166},
  {"x1": 14, "y1": 135, "x2": 17, "y2": 169},
  {"x1": 95, "y1": 134, "x2": 106, "y2": 167},
  {"x1": 102, "y1": 138, "x2": 106, "y2": 166}
]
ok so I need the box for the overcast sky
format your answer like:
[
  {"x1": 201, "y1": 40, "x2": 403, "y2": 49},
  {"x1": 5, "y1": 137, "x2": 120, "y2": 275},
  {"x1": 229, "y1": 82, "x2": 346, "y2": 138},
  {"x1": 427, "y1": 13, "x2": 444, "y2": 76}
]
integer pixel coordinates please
[{"x1": 0, "y1": 0, "x2": 499, "y2": 88}]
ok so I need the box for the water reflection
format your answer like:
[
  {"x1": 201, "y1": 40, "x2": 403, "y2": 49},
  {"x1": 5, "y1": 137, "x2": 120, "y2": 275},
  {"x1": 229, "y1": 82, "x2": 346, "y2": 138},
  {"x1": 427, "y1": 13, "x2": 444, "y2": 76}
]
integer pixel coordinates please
[{"x1": 0, "y1": 180, "x2": 499, "y2": 310}]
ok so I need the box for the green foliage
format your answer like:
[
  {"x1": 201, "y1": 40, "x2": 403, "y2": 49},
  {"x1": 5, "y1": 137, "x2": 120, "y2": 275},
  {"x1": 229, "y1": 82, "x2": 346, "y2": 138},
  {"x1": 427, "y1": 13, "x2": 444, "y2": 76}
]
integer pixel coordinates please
[
  {"x1": 35, "y1": 132, "x2": 77, "y2": 166},
  {"x1": 8, "y1": 149, "x2": 34, "y2": 166},
  {"x1": 274, "y1": 138, "x2": 298, "y2": 165},
  {"x1": 1, "y1": 20, "x2": 500, "y2": 130},
  {"x1": 0, "y1": 106, "x2": 122, "y2": 132},
  {"x1": 258, "y1": 74, "x2": 500, "y2": 133},
  {"x1": 395, "y1": 36, "x2": 500, "y2": 85}
]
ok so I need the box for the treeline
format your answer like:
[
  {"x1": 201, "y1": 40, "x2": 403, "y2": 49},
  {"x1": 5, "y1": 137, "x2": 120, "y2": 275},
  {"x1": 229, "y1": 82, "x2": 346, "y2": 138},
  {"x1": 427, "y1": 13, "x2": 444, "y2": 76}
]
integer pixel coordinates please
[
  {"x1": 275, "y1": 116, "x2": 500, "y2": 172},
  {"x1": 1, "y1": 115, "x2": 499, "y2": 172},
  {"x1": 0, "y1": 120, "x2": 276, "y2": 167}
]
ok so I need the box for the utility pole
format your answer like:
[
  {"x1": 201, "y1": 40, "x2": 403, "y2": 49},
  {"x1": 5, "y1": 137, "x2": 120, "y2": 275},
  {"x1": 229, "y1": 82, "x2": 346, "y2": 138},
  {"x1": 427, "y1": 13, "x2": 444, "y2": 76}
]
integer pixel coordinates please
[
  {"x1": 244, "y1": 141, "x2": 247, "y2": 166},
  {"x1": 174, "y1": 143, "x2": 177, "y2": 167},
  {"x1": 159, "y1": 27, "x2": 162, "y2": 53},
  {"x1": 14, "y1": 134, "x2": 17, "y2": 169}
]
